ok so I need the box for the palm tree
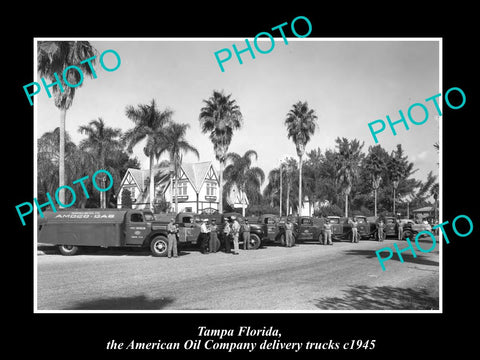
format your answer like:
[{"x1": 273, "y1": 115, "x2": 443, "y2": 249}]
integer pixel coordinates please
[
  {"x1": 223, "y1": 150, "x2": 265, "y2": 216},
  {"x1": 37, "y1": 41, "x2": 98, "y2": 205},
  {"x1": 363, "y1": 145, "x2": 387, "y2": 217},
  {"x1": 123, "y1": 99, "x2": 172, "y2": 210},
  {"x1": 199, "y1": 90, "x2": 243, "y2": 213},
  {"x1": 78, "y1": 118, "x2": 122, "y2": 208},
  {"x1": 335, "y1": 137, "x2": 364, "y2": 218},
  {"x1": 284, "y1": 101, "x2": 317, "y2": 216},
  {"x1": 158, "y1": 122, "x2": 200, "y2": 213}
]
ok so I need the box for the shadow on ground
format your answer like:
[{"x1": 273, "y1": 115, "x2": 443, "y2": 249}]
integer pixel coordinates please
[
  {"x1": 343, "y1": 249, "x2": 439, "y2": 267},
  {"x1": 66, "y1": 294, "x2": 175, "y2": 310},
  {"x1": 314, "y1": 285, "x2": 438, "y2": 310}
]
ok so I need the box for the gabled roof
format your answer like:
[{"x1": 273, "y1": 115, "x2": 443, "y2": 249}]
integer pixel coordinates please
[{"x1": 181, "y1": 161, "x2": 216, "y2": 193}]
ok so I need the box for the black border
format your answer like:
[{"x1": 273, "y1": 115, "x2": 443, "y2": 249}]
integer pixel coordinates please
[{"x1": 9, "y1": 5, "x2": 477, "y2": 358}]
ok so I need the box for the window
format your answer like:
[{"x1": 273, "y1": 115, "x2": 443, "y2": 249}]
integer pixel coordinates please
[
  {"x1": 177, "y1": 182, "x2": 188, "y2": 196},
  {"x1": 143, "y1": 212, "x2": 155, "y2": 221},
  {"x1": 206, "y1": 182, "x2": 217, "y2": 196},
  {"x1": 131, "y1": 213, "x2": 144, "y2": 222}
]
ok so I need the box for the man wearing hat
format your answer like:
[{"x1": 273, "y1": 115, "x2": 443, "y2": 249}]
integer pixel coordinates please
[
  {"x1": 209, "y1": 218, "x2": 219, "y2": 253},
  {"x1": 324, "y1": 219, "x2": 332, "y2": 245},
  {"x1": 223, "y1": 217, "x2": 232, "y2": 253},
  {"x1": 242, "y1": 218, "x2": 251, "y2": 250},
  {"x1": 167, "y1": 217, "x2": 179, "y2": 258},
  {"x1": 285, "y1": 217, "x2": 294, "y2": 247},
  {"x1": 231, "y1": 215, "x2": 241, "y2": 255},
  {"x1": 200, "y1": 218, "x2": 210, "y2": 254}
]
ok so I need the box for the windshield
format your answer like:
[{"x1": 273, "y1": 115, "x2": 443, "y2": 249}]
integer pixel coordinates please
[
  {"x1": 328, "y1": 218, "x2": 339, "y2": 224},
  {"x1": 143, "y1": 212, "x2": 155, "y2": 221}
]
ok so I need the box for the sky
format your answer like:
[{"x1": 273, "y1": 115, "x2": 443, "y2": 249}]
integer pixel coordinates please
[{"x1": 35, "y1": 38, "x2": 440, "y2": 191}]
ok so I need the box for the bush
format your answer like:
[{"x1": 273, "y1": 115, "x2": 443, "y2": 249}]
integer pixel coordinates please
[
  {"x1": 121, "y1": 189, "x2": 132, "y2": 209},
  {"x1": 314, "y1": 204, "x2": 343, "y2": 217}
]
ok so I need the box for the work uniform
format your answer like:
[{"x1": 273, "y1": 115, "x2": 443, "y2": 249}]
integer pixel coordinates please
[
  {"x1": 324, "y1": 222, "x2": 332, "y2": 245},
  {"x1": 223, "y1": 221, "x2": 232, "y2": 253},
  {"x1": 200, "y1": 221, "x2": 210, "y2": 254},
  {"x1": 285, "y1": 221, "x2": 294, "y2": 247},
  {"x1": 397, "y1": 221, "x2": 403, "y2": 240},
  {"x1": 378, "y1": 222, "x2": 384, "y2": 241},
  {"x1": 242, "y1": 222, "x2": 251, "y2": 250},
  {"x1": 209, "y1": 221, "x2": 218, "y2": 253},
  {"x1": 231, "y1": 219, "x2": 241, "y2": 255},
  {"x1": 167, "y1": 221, "x2": 178, "y2": 258},
  {"x1": 351, "y1": 220, "x2": 359, "y2": 243}
]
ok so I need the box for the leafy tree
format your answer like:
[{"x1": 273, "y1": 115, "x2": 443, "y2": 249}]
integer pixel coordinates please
[
  {"x1": 37, "y1": 41, "x2": 98, "y2": 205},
  {"x1": 223, "y1": 150, "x2": 265, "y2": 216},
  {"x1": 123, "y1": 99, "x2": 172, "y2": 210},
  {"x1": 335, "y1": 137, "x2": 364, "y2": 217},
  {"x1": 362, "y1": 145, "x2": 388, "y2": 217},
  {"x1": 284, "y1": 101, "x2": 318, "y2": 214},
  {"x1": 199, "y1": 90, "x2": 243, "y2": 213},
  {"x1": 121, "y1": 188, "x2": 132, "y2": 209},
  {"x1": 157, "y1": 122, "x2": 199, "y2": 213},
  {"x1": 78, "y1": 118, "x2": 122, "y2": 208}
]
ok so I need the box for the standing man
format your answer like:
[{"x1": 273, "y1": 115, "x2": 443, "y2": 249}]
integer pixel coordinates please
[
  {"x1": 324, "y1": 219, "x2": 333, "y2": 245},
  {"x1": 167, "y1": 217, "x2": 179, "y2": 258},
  {"x1": 285, "y1": 218, "x2": 294, "y2": 248},
  {"x1": 200, "y1": 218, "x2": 210, "y2": 254},
  {"x1": 242, "y1": 219, "x2": 251, "y2": 250},
  {"x1": 378, "y1": 219, "x2": 384, "y2": 242},
  {"x1": 397, "y1": 219, "x2": 403, "y2": 240},
  {"x1": 209, "y1": 218, "x2": 219, "y2": 253},
  {"x1": 351, "y1": 218, "x2": 359, "y2": 243},
  {"x1": 223, "y1": 217, "x2": 232, "y2": 253},
  {"x1": 231, "y1": 216, "x2": 241, "y2": 255}
]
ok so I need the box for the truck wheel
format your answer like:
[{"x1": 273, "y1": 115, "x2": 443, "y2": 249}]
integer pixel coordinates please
[
  {"x1": 248, "y1": 234, "x2": 261, "y2": 250},
  {"x1": 58, "y1": 245, "x2": 79, "y2": 256},
  {"x1": 402, "y1": 230, "x2": 413, "y2": 240},
  {"x1": 150, "y1": 236, "x2": 168, "y2": 257}
]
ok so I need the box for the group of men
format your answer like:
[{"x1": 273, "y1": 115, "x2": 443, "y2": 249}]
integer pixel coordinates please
[{"x1": 166, "y1": 215, "x2": 252, "y2": 258}]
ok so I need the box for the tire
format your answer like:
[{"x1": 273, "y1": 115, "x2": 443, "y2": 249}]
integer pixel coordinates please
[
  {"x1": 318, "y1": 233, "x2": 324, "y2": 245},
  {"x1": 150, "y1": 236, "x2": 168, "y2": 257},
  {"x1": 248, "y1": 234, "x2": 261, "y2": 250},
  {"x1": 58, "y1": 245, "x2": 79, "y2": 256},
  {"x1": 402, "y1": 230, "x2": 413, "y2": 240},
  {"x1": 279, "y1": 233, "x2": 286, "y2": 246}
]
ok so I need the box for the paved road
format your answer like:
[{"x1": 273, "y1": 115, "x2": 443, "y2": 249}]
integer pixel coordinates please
[{"x1": 36, "y1": 237, "x2": 439, "y2": 311}]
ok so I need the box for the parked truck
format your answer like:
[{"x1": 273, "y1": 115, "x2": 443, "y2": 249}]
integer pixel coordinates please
[{"x1": 38, "y1": 209, "x2": 213, "y2": 257}]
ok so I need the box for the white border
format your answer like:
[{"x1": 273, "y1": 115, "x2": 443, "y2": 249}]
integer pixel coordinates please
[{"x1": 33, "y1": 37, "x2": 442, "y2": 314}]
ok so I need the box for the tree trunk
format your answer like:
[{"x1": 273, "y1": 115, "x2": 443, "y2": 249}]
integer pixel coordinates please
[
  {"x1": 345, "y1": 193, "x2": 348, "y2": 218},
  {"x1": 174, "y1": 162, "x2": 179, "y2": 214},
  {"x1": 298, "y1": 155, "x2": 303, "y2": 216},
  {"x1": 58, "y1": 108, "x2": 67, "y2": 206},
  {"x1": 286, "y1": 182, "x2": 290, "y2": 216},
  {"x1": 279, "y1": 165, "x2": 283, "y2": 217},
  {"x1": 374, "y1": 188, "x2": 377, "y2": 218},
  {"x1": 218, "y1": 159, "x2": 224, "y2": 213},
  {"x1": 149, "y1": 155, "x2": 155, "y2": 211}
]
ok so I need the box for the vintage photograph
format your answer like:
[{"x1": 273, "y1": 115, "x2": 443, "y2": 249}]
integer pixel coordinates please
[{"x1": 34, "y1": 38, "x2": 441, "y2": 312}]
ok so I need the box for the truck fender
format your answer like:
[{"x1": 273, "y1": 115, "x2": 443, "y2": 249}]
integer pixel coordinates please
[{"x1": 143, "y1": 231, "x2": 168, "y2": 247}]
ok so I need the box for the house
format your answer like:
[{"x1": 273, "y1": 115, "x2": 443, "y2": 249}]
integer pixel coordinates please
[{"x1": 116, "y1": 161, "x2": 219, "y2": 213}]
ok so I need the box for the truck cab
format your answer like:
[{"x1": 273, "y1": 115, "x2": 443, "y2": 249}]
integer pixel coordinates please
[
  {"x1": 256, "y1": 214, "x2": 284, "y2": 245},
  {"x1": 352, "y1": 215, "x2": 376, "y2": 240},
  {"x1": 383, "y1": 216, "x2": 397, "y2": 238},
  {"x1": 296, "y1": 216, "x2": 324, "y2": 243}
]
